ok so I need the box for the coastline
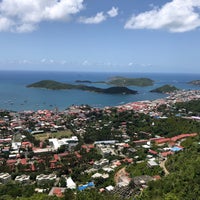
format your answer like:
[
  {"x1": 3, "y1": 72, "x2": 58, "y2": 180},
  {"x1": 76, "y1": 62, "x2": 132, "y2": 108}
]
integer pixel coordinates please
[{"x1": 0, "y1": 71, "x2": 199, "y2": 112}]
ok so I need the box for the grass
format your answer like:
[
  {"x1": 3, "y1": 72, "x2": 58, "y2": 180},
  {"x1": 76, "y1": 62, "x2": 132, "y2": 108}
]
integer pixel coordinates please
[{"x1": 34, "y1": 130, "x2": 73, "y2": 141}]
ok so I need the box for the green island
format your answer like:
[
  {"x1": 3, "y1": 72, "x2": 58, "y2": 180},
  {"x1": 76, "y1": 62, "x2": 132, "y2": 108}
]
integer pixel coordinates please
[
  {"x1": 27, "y1": 80, "x2": 137, "y2": 94},
  {"x1": 107, "y1": 76, "x2": 154, "y2": 86},
  {"x1": 75, "y1": 76, "x2": 154, "y2": 87},
  {"x1": 150, "y1": 84, "x2": 179, "y2": 93},
  {"x1": 188, "y1": 80, "x2": 200, "y2": 86}
]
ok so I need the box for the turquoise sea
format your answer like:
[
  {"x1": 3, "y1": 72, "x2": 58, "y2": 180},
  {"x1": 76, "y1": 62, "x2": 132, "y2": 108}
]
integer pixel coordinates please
[{"x1": 0, "y1": 70, "x2": 199, "y2": 112}]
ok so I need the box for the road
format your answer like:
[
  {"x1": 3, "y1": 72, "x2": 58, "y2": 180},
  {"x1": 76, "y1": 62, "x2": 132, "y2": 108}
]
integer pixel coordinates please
[{"x1": 160, "y1": 159, "x2": 169, "y2": 176}]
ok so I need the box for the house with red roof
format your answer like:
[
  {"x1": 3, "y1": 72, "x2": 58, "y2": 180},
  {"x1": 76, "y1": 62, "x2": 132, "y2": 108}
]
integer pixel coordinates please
[
  {"x1": 148, "y1": 149, "x2": 158, "y2": 155},
  {"x1": 49, "y1": 187, "x2": 66, "y2": 197}
]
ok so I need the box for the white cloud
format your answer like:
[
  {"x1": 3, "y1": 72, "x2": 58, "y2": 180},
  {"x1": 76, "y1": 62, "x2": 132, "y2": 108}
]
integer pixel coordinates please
[
  {"x1": 125, "y1": 0, "x2": 200, "y2": 32},
  {"x1": 0, "y1": 0, "x2": 84, "y2": 32},
  {"x1": 79, "y1": 12, "x2": 106, "y2": 24},
  {"x1": 0, "y1": 17, "x2": 13, "y2": 31},
  {"x1": 79, "y1": 6, "x2": 119, "y2": 24},
  {"x1": 107, "y1": 7, "x2": 118, "y2": 17}
]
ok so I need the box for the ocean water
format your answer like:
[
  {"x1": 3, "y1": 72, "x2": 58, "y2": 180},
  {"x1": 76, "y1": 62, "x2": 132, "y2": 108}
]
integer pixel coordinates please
[{"x1": 0, "y1": 70, "x2": 199, "y2": 112}]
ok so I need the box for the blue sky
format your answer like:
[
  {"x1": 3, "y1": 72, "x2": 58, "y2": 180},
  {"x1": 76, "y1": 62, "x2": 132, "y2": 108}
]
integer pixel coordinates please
[{"x1": 0, "y1": 0, "x2": 200, "y2": 73}]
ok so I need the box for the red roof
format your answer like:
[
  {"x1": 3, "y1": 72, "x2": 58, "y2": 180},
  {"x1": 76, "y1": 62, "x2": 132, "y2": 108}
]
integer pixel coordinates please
[
  {"x1": 133, "y1": 140, "x2": 148, "y2": 144},
  {"x1": 22, "y1": 141, "x2": 30, "y2": 145},
  {"x1": 150, "y1": 137, "x2": 165, "y2": 141},
  {"x1": 88, "y1": 144, "x2": 94, "y2": 149},
  {"x1": 7, "y1": 159, "x2": 17, "y2": 164},
  {"x1": 171, "y1": 133, "x2": 197, "y2": 142},
  {"x1": 53, "y1": 188, "x2": 63, "y2": 197},
  {"x1": 54, "y1": 154, "x2": 59, "y2": 161},
  {"x1": 75, "y1": 151, "x2": 82, "y2": 158},
  {"x1": 123, "y1": 157, "x2": 133, "y2": 163},
  {"x1": 155, "y1": 138, "x2": 170, "y2": 144},
  {"x1": 21, "y1": 158, "x2": 27, "y2": 165},
  {"x1": 31, "y1": 163, "x2": 36, "y2": 171},
  {"x1": 148, "y1": 149, "x2": 158, "y2": 155},
  {"x1": 123, "y1": 143, "x2": 130, "y2": 148},
  {"x1": 153, "y1": 175, "x2": 161, "y2": 180},
  {"x1": 58, "y1": 152, "x2": 69, "y2": 157},
  {"x1": 161, "y1": 151, "x2": 173, "y2": 157}
]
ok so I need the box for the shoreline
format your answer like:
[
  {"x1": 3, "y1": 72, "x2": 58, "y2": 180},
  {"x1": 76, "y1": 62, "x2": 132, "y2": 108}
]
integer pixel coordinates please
[{"x1": 1, "y1": 89, "x2": 199, "y2": 115}]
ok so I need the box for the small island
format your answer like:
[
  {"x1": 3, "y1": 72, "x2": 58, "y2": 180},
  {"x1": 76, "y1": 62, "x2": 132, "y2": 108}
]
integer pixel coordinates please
[
  {"x1": 150, "y1": 84, "x2": 179, "y2": 93},
  {"x1": 188, "y1": 80, "x2": 200, "y2": 86},
  {"x1": 27, "y1": 80, "x2": 137, "y2": 95},
  {"x1": 75, "y1": 76, "x2": 154, "y2": 87},
  {"x1": 75, "y1": 80, "x2": 92, "y2": 84},
  {"x1": 107, "y1": 76, "x2": 154, "y2": 86}
]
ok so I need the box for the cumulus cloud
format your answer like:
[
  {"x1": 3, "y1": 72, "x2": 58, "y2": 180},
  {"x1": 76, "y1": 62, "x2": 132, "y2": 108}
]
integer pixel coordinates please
[
  {"x1": 107, "y1": 7, "x2": 118, "y2": 17},
  {"x1": 0, "y1": 0, "x2": 84, "y2": 32},
  {"x1": 125, "y1": 0, "x2": 200, "y2": 32},
  {"x1": 79, "y1": 6, "x2": 119, "y2": 24},
  {"x1": 79, "y1": 12, "x2": 106, "y2": 24}
]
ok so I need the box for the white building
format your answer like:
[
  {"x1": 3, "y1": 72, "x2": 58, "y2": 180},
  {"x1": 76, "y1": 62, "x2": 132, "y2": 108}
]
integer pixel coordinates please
[
  {"x1": 49, "y1": 136, "x2": 78, "y2": 150},
  {"x1": 66, "y1": 177, "x2": 76, "y2": 189},
  {"x1": 36, "y1": 174, "x2": 57, "y2": 185},
  {"x1": 0, "y1": 173, "x2": 11, "y2": 184},
  {"x1": 15, "y1": 175, "x2": 30, "y2": 184}
]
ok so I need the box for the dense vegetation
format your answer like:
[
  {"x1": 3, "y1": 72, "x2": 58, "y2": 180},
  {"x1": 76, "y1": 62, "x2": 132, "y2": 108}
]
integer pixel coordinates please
[
  {"x1": 150, "y1": 84, "x2": 179, "y2": 93},
  {"x1": 0, "y1": 187, "x2": 123, "y2": 200},
  {"x1": 157, "y1": 99, "x2": 200, "y2": 116},
  {"x1": 79, "y1": 110, "x2": 200, "y2": 143},
  {"x1": 175, "y1": 99, "x2": 200, "y2": 116},
  {"x1": 27, "y1": 80, "x2": 137, "y2": 94},
  {"x1": 136, "y1": 135, "x2": 200, "y2": 200}
]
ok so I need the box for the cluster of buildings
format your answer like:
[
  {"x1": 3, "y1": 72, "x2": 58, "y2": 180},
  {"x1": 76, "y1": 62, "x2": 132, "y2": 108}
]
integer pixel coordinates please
[
  {"x1": 117, "y1": 90, "x2": 200, "y2": 116},
  {"x1": 0, "y1": 89, "x2": 199, "y2": 198}
]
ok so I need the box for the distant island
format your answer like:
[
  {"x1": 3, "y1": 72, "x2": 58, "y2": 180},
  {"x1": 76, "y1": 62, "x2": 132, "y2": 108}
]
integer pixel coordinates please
[
  {"x1": 27, "y1": 80, "x2": 137, "y2": 95},
  {"x1": 75, "y1": 80, "x2": 92, "y2": 83},
  {"x1": 75, "y1": 80, "x2": 105, "y2": 84},
  {"x1": 107, "y1": 76, "x2": 154, "y2": 86},
  {"x1": 150, "y1": 84, "x2": 179, "y2": 93},
  {"x1": 188, "y1": 80, "x2": 200, "y2": 86},
  {"x1": 75, "y1": 76, "x2": 154, "y2": 87}
]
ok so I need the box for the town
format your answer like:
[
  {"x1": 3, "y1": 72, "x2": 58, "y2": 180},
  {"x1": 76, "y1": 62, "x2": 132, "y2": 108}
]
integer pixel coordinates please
[{"x1": 0, "y1": 89, "x2": 199, "y2": 199}]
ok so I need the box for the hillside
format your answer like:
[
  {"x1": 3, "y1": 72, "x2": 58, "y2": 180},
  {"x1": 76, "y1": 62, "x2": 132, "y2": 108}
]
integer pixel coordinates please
[
  {"x1": 27, "y1": 80, "x2": 137, "y2": 95},
  {"x1": 150, "y1": 84, "x2": 179, "y2": 93},
  {"x1": 137, "y1": 135, "x2": 200, "y2": 200}
]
